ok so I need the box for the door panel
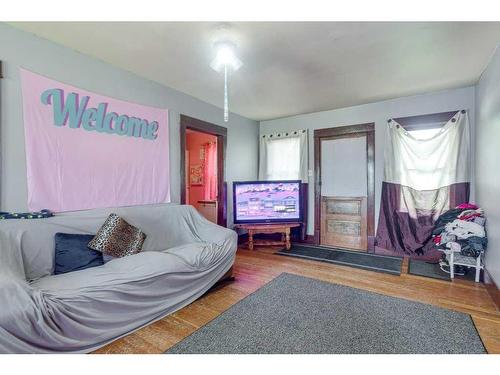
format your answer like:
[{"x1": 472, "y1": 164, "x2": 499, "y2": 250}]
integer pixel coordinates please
[
  {"x1": 321, "y1": 136, "x2": 367, "y2": 197},
  {"x1": 321, "y1": 196, "x2": 367, "y2": 251}
]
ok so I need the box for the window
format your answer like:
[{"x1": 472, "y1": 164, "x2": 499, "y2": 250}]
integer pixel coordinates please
[
  {"x1": 258, "y1": 130, "x2": 308, "y2": 182},
  {"x1": 265, "y1": 137, "x2": 300, "y2": 180}
]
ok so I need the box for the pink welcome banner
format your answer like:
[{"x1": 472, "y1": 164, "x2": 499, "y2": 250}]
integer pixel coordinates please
[{"x1": 20, "y1": 69, "x2": 170, "y2": 212}]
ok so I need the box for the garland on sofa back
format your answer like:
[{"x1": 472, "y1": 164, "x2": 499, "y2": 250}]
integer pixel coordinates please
[
  {"x1": 41, "y1": 89, "x2": 159, "y2": 140},
  {"x1": 0, "y1": 209, "x2": 53, "y2": 220}
]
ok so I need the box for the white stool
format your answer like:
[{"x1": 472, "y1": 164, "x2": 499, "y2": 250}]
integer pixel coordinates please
[{"x1": 444, "y1": 248, "x2": 484, "y2": 282}]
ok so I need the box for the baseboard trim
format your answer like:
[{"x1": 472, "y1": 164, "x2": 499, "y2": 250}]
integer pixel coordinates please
[{"x1": 484, "y1": 268, "x2": 500, "y2": 312}]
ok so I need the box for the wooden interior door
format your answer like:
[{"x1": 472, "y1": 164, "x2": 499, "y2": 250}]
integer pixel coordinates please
[
  {"x1": 314, "y1": 124, "x2": 375, "y2": 251},
  {"x1": 320, "y1": 196, "x2": 367, "y2": 251}
]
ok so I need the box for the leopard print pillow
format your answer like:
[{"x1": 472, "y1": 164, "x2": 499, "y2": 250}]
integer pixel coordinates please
[{"x1": 88, "y1": 213, "x2": 146, "y2": 258}]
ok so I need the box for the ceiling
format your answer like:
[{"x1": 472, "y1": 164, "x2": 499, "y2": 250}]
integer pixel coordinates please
[{"x1": 9, "y1": 22, "x2": 500, "y2": 121}]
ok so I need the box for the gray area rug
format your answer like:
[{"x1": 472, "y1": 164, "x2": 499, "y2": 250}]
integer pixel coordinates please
[
  {"x1": 167, "y1": 273, "x2": 486, "y2": 354},
  {"x1": 276, "y1": 244, "x2": 402, "y2": 275}
]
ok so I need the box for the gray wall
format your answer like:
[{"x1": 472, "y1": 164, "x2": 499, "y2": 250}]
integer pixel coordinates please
[
  {"x1": 476, "y1": 46, "x2": 500, "y2": 286},
  {"x1": 260, "y1": 87, "x2": 476, "y2": 235},
  {"x1": 0, "y1": 23, "x2": 259, "y2": 227}
]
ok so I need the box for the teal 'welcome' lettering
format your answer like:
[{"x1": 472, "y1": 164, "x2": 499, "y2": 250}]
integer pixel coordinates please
[
  {"x1": 41, "y1": 89, "x2": 89, "y2": 128},
  {"x1": 41, "y1": 88, "x2": 160, "y2": 141}
]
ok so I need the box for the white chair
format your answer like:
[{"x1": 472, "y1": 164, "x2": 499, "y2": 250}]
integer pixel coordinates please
[{"x1": 442, "y1": 247, "x2": 484, "y2": 282}]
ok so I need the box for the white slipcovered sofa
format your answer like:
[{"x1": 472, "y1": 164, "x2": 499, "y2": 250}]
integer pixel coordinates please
[{"x1": 0, "y1": 203, "x2": 237, "y2": 353}]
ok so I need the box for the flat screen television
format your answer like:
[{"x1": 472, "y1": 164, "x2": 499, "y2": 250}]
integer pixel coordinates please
[{"x1": 233, "y1": 180, "x2": 302, "y2": 224}]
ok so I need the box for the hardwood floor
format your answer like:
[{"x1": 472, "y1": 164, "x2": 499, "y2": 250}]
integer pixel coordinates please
[{"x1": 93, "y1": 247, "x2": 500, "y2": 354}]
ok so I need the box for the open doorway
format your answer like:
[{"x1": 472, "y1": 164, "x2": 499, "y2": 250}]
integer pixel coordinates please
[
  {"x1": 314, "y1": 123, "x2": 375, "y2": 252},
  {"x1": 180, "y1": 115, "x2": 227, "y2": 227}
]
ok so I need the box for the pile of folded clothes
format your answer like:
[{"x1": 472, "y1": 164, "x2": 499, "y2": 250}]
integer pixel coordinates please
[{"x1": 432, "y1": 203, "x2": 487, "y2": 273}]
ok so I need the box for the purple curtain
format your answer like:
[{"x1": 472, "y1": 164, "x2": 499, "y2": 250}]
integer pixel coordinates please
[{"x1": 375, "y1": 182, "x2": 469, "y2": 260}]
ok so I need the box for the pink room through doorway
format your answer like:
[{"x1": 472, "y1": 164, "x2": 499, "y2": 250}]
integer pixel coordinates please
[{"x1": 185, "y1": 129, "x2": 218, "y2": 223}]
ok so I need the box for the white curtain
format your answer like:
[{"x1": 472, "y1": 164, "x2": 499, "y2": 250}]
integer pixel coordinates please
[
  {"x1": 258, "y1": 129, "x2": 308, "y2": 181},
  {"x1": 385, "y1": 110, "x2": 470, "y2": 220},
  {"x1": 385, "y1": 111, "x2": 470, "y2": 191},
  {"x1": 376, "y1": 110, "x2": 471, "y2": 258}
]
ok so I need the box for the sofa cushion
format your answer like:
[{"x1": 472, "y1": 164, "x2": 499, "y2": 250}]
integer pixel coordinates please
[
  {"x1": 88, "y1": 213, "x2": 146, "y2": 258},
  {"x1": 54, "y1": 233, "x2": 104, "y2": 275}
]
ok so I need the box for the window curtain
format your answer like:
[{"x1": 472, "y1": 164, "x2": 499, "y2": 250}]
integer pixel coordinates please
[
  {"x1": 258, "y1": 129, "x2": 308, "y2": 181},
  {"x1": 203, "y1": 142, "x2": 217, "y2": 200},
  {"x1": 375, "y1": 111, "x2": 470, "y2": 259}
]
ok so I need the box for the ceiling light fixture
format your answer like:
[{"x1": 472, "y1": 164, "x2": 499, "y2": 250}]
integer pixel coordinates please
[{"x1": 210, "y1": 41, "x2": 242, "y2": 122}]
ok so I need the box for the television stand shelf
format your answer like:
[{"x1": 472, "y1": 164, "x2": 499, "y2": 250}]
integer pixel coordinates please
[{"x1": 234, "y1": 223, "x2": 301, "y2": 250}]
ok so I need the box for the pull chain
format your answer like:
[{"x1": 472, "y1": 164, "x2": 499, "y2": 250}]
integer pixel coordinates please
[{"x1": 224, "y1": 64, "x2": 229, "y2": 122}]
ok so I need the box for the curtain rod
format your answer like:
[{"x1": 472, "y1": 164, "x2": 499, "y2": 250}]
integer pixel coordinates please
[{"x1": 262, "y1": 129, "x2": 307, "y2": 138}]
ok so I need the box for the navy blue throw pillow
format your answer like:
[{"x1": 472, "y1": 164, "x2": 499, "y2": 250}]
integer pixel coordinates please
[{"x1": 54, "y1": 233, "x2": 104, "y2": 275}]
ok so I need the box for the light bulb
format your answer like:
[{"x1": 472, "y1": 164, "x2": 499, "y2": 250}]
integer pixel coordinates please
[{"x1": 210, "y1": 42, "x2": 242, "y2": 73}]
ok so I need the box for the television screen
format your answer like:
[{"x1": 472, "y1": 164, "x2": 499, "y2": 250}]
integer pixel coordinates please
[{"x1": 233, "y1": 180, "x2": 302, "y2": 224}]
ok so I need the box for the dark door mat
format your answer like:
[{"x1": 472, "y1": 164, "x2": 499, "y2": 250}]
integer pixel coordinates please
[
  {"x1": 276, "y1": 244, "x2": 402, "y2": 275},
  {"x1": 408, "y1": 259, "x2": 450, "y2": 281},
  {"x1": 408, "y1": 259, "x2": 481, "y2": 282}
]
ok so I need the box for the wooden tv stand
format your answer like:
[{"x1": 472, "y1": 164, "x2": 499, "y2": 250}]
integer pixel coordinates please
[{"x1": 234, "y1": 223, "x2": 301, "y2": 250}]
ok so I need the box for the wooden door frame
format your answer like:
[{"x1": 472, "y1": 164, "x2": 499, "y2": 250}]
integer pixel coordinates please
[
  {"x1": 314, "y1": 123, "x2": 375, "y2": 251},
  {"x1": 180, "y1": 115, "x2": 227, "y2": 227}
]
